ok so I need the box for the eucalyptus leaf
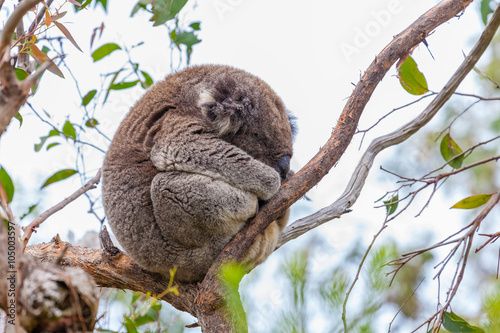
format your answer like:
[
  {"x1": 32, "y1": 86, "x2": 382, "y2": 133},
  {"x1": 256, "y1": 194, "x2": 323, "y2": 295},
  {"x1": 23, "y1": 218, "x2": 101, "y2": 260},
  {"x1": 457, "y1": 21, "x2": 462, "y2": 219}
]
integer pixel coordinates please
[
  {"x1": 62, "y1": 121, "x2": 76, "y2": 140},
  {"x1": 82, "y1": 90, "x2": 97, "y2": 106},
  {"x1": 41, "y1": 169, "x2": 78, "y2": 189},
  {"x1": 440, "y1": 133, "x2": 464, "y2": 169},
  {"x1": 397, "y1": 56, "x2": 428, "y2": 95},
  {"x1": 151, "y1": 0, "x2": 189, "y2": 26},
  {"x1": 0, "y1": 167, "x2": 14, "y2": 203},
  {"x1": 91, "y1": 43, "x2": 121, "y2": 62},
  {"x1": 451, "y1": 194, "x2": 492, "y2": 209},
  {"x1": 442, "y1": 311, "x2": 485, "y2": 333}
]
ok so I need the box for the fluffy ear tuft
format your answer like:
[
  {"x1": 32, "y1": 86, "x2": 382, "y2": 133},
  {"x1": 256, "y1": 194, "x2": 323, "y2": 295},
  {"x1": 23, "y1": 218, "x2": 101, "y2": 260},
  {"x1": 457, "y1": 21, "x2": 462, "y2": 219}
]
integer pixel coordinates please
[{"x1": 198, "y1": 90, "x2": 253, "y2": 136}]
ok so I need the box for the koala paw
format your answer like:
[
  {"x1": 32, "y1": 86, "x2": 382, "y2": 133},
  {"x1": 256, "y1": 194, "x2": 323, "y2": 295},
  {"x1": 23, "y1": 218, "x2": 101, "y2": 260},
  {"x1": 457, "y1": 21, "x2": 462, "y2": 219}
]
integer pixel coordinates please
[{"x1": 254, "y1": 166, "x2": 281, "y2": 201}]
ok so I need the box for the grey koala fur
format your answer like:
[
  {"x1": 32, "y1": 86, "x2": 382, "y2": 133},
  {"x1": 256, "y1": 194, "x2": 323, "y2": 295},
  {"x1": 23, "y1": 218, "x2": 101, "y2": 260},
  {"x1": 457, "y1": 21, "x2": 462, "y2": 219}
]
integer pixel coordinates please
[{"x1": 102, "y1": 65, "x2": 294, "y2": 283}]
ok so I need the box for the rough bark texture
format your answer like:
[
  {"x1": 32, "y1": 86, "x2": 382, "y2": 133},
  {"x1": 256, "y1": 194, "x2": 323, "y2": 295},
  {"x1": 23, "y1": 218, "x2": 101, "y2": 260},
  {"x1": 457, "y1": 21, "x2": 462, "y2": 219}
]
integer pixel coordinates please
[
  {"x1": 26, "y1": 230, "x2": 199, "y2": 317},
  {"x1": 0, "y1": 228, "x2": 99, "y2": 332}
]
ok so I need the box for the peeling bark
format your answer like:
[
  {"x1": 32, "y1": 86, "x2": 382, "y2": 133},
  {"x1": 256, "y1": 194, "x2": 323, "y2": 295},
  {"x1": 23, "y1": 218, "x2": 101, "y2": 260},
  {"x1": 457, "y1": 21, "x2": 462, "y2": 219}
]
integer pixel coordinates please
[{"x1": 0, "y1": 227, "x2": 99, "y2": 332}]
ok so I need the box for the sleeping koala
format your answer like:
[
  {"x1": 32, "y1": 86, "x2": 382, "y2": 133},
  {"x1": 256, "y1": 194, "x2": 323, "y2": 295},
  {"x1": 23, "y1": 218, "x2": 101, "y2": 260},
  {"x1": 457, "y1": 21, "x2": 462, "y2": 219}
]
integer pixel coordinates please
[{"x1": 101, "y1": 65, "x2": 294, "y2": 283}]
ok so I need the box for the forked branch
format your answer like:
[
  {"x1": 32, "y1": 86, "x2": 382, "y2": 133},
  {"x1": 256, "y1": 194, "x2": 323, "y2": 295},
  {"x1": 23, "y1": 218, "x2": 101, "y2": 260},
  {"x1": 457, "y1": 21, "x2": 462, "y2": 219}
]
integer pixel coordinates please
[
  {"x1": 196, "y1": 0, "x2": 476, "y2": 330},
  {"x1": 278, "y1": 0, "x2": 500, "y2": 248}
]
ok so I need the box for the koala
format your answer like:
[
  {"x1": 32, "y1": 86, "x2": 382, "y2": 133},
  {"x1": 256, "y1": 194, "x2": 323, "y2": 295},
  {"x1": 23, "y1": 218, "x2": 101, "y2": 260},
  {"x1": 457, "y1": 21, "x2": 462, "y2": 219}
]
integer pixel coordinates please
[{"x1": 101, "y1": 65, "x2": 294, "y2": 283}]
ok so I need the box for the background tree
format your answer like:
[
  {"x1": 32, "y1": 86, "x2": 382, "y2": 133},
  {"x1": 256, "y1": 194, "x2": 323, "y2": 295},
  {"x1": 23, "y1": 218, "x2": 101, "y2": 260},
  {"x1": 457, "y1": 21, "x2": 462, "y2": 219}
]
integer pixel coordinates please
[{"x1": 1, "y1": 0, "x2": 500, "y2": 332}]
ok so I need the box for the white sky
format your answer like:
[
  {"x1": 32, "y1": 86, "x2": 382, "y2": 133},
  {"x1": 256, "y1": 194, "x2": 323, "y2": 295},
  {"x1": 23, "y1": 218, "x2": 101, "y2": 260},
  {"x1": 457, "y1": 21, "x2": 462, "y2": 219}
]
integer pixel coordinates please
[{"x1": 0, "y1": 0, "x2": 495, "y2": 331}]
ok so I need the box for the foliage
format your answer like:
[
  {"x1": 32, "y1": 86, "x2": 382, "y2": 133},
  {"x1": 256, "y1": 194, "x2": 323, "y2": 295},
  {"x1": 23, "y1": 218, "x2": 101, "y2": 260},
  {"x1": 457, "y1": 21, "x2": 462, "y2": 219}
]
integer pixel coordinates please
[
  {"x1": 0, "y1": 167, "x2": 14, "y2": 203},
  {"x1": 96, "y1": 290, "x2": 185, "y2": 333},
  {"x1": 397, "y1": 56, "x2": 429, "y2": 95}
]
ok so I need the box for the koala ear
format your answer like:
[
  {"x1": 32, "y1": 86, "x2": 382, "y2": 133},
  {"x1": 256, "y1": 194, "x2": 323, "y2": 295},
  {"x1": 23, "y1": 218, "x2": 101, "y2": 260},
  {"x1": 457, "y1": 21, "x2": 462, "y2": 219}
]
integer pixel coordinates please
[{"x1": 198, "y1": 90, "x2": 253, "y2": 136}]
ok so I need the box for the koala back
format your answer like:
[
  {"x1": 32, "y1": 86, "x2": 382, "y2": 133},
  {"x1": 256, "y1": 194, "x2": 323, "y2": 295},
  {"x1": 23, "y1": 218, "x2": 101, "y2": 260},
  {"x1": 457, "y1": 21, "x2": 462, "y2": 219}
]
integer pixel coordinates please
[{"x1": 102, "y1": 65, "x2": 294, "y2": 282}]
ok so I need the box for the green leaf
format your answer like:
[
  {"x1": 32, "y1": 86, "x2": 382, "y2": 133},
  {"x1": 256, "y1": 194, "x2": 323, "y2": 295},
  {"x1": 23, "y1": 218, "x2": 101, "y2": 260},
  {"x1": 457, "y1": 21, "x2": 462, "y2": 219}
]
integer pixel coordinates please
[
  {"x1": 95, "y1": 0, "x2": 107, "y2": 11},
  {"x1": 14, "y1": 68, "x2": 28, "y2": 81},
  {"x1": 451, "y1": 194, "x2": 492, "y2": 209},
  {"x1": 73, "y1": 0, "x2": 92, "y2": 11},
  {"x1": 219, "y1": 262, "x2": 247, "y2": 331},
  {"x1": 82, "y1": 89, "x2": 97, "y2": 106},
  {"x1": 397, "y1": 56, "x2": 429, "y2": 95},
  {"x1": 110, "y1": 80, "x2": 139, "y2": 90},
  {"x1": 189, "y1": 21, "x2": 201, "y2": 30},
  {"x1": 480, "y1": 0, "x2": 494, "y2": 25},
  {"x1": 440, "y1": 133, "x2": 464, "y2": 169},
  {"x1": 34, "y1": 129, "x2": 60, "y2": 152},
  {"x1": 150, "y1": 300, "x2": 162, "y2": 311},
  {"x1": 151, "y1": 0, "x2": 189, "y2": 26},
  {"x1": 91, "y1": 43, "x2": 121, "y2": 62},
  {"x1": 134, "y1": 308, "x2": 158, "y2": 327},
  {"x1": 62, "y1": 121, "x2": 76, "y2": 140},
  {"x1": 14, "y1": 113, "x2": 23, "y2": 127},
  {"x1": 442, "y1": 311, "x2": 485, "y2": 332},
  {"x1": 0, "y1": 167, "x2": 15, "y2": 203},
  {"x1": 172, "y1": 31, "x2": 201, "y2": 49},
  {"x1": 384, "y1": 194, "x2": 398, "y2": 216},
  {"x1": 85, "y1": 118, "x2": 99, "y2": 128},
  {"x1": 103, "y1": 70, "x2": 122, "y2": 103},
  {"x1": 170, "y1": 29, "x2": 201, "y2": 63},
  {"x1": 140, "y1": 71, "x2": 154, "y2": 89},
  {"x1": 123, "y1": 317, "x2": 139, "y2": 333},
  {"x1": 131, "y1": 0, "x2": 151, "y2": 17},
  {"x1": 20, "y1": 203, "x2": 38, "y2": 220},
  {"x1": 46, "y1": 142, "x2": 61, "y2": 150},
  {"x1": 41, "y1": 169, "x2": 78, "y2": 189}
]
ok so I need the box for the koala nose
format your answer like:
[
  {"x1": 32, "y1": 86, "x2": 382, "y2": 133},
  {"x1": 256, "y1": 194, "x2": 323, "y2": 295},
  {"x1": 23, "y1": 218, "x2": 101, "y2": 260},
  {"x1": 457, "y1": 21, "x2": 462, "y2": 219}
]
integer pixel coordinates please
[{"x1": 275, "y1": 155, "x2": 291, "y2": 181}]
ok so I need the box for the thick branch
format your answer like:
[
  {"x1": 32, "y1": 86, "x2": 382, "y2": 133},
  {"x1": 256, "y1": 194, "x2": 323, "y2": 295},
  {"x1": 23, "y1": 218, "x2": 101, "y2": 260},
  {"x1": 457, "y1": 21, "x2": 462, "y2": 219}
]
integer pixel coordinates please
[
  {"x1": 278, "y1": 3, "x2": 500, "y2": 247},
  {"x1": 25, "y1": 234, "x2": 199, "y2": 317}
]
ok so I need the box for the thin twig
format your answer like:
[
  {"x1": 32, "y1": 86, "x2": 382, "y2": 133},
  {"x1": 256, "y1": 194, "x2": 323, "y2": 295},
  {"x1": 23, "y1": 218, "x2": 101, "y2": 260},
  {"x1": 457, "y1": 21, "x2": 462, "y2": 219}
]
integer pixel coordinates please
[
  {"x1": 403, "y1": 191, "x2": 500, "y2": 333},
  {"x1": 388, "y1": 278, "x2": 425, "y2": 333},
  {"x1": 376, "y1": 154, "x2": 500, "y2": 221},
  {"x1": 27, "y1": 0, "x2": 55, "y2": 35},
  {"x1": 22, "y1": 169, "x2": 102, "y2": 251},
  {"x1": 342, "y1": 217, "x2": 389, "y2": 331}
]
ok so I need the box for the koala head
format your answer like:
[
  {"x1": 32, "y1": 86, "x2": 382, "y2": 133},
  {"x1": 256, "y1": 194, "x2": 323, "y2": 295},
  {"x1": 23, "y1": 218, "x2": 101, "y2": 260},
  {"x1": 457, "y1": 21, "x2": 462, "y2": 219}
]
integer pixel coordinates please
[{"x1": 186, "y1": 65, "x2": 296, "y2": 181}]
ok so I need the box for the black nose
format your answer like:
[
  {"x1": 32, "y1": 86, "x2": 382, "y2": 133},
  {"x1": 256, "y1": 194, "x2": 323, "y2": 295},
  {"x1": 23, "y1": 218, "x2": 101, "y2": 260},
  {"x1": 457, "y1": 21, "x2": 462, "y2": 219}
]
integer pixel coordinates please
[{"x1": 275, "y1": 155, "x2": 291, "y2": 181}]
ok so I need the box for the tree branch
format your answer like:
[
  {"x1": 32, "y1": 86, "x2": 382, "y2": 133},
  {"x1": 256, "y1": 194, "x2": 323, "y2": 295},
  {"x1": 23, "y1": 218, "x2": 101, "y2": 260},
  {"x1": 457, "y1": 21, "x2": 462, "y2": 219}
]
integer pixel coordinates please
[
  {"x1": 0, "y1": 0, "x2": 43, "y2": 54},
  {"x1": 194, "y1": 0, "x2": 476, "y2": 329},
  {"x1": 278, "y1": 0, "x2": 500, "y2": 248},
  {"x1": 25, "y1": 233, "x2": 199, "y2": 318}
]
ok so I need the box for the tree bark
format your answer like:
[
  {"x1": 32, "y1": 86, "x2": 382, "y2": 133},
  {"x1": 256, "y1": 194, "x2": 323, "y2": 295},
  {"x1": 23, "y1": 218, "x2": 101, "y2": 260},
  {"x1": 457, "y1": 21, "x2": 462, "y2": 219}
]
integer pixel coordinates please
[{"x1": 0, "y1": 226, "x2": 99, "y2": 332}]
